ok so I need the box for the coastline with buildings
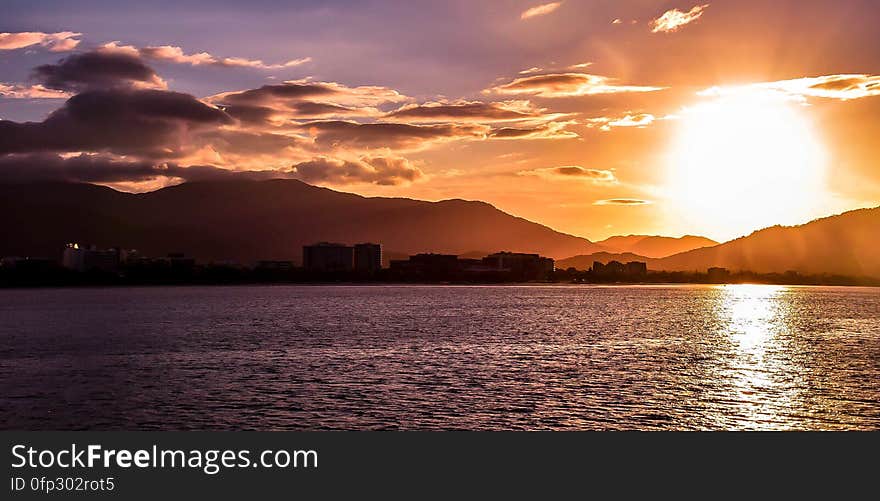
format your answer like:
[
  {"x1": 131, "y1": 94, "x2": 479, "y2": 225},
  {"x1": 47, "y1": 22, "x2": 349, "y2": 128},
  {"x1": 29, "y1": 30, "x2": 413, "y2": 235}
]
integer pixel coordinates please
[{"x1": 1, "y1": 240, "x2": 877, "y2": 288}]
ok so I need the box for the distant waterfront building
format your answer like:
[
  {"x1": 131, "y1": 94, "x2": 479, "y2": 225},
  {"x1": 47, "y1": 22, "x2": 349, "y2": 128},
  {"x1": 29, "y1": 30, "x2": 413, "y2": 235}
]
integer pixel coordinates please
[
  {"x1": 354, "y1": 243, "x2": 382, "y2": 273},
  {"x1": 707, "y1": 267, "x2": 731, "y2": 282},
  {"x1": 167, "y1": 253, "x2": 196, "y2": 271},
  {"x1": 0, "y1": 256, "x2": 55, "y2": 272},
  {"x1": 62, "y1": 243, "x2": 120, "y2": 273},
  {"x1": 303, "y1": 242, "x2": 355, "y2": 272},
  {"x1": 256, "y1": 260, "x2": 294, "y2": 271},
  {"x1": 625, "y1": 261, "x2": 648, "y2": 276},
  {"x1": 409, "y1": 253, "x2": 460, "y2": 274},
  {"x1": 592, "y1": 260, "x2": 625, "y2": 275},
  {"x1": 389, "y1": 253, "x2": 459, "y2": 278},
  {"x1": 592, "y1": 260, "x2": 647, "y2": 277},
  {"x1": 482, "y1": 252, "x2": 555, "y2": 280}
]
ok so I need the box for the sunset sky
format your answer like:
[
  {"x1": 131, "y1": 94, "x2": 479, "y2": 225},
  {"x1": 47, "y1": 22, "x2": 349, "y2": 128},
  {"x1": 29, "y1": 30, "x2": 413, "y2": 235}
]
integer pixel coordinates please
[{"x1": 2, "y1": 0, "x2": 879, "y2": 242}]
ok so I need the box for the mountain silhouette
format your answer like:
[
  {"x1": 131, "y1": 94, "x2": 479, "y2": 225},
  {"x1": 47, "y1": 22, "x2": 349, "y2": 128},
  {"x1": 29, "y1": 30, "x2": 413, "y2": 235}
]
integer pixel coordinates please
[
  {"x1": 551, "y1": 207, "x2": 880, "y2": 278},
  {"x1": 651, "y1": 207, "x2": 880, "y2": 277},
  {"x1": 595, "y1": 234, "x2": 717, "y2": 258},
  {"x1": 557, "y1": 252, "x2": 652, "y2": 271},
  {"x1": 0, "y1": 180, "x2": 603, "y2": 263}
]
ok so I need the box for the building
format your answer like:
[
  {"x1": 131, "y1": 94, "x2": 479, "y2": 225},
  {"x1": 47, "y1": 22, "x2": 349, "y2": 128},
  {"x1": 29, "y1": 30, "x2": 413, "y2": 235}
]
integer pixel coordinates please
[
  {"x1": 625, "y1": 261, "x2": 648, "y2": 276},
  {"x1": 482, "y1": 252, "x2": 555, "y2": 280},
  {"x1": 167, "y1": 253, "x2": 196, "y2": 271},
  {"x1": 256, "y1": 260, "x2": 294, "y2": 272},
  {"x1": 0, "y1": 257, "x2": 55, "y2": 272},
  {"x1": 592, "y1": 260, "x2": 646, "y2": 278},
  {"x1": 592, "y1": 260, "x2": 625, "y2": 275},
  {"x1": 354, "y1": 243, "x2": 382, "y2": 273},
  {"x1": 303, "y1": 242, "x2": 355, "y2": 272},
  {"x1": 707, "y1": 267, "x2": 731, "y2": 282},
  {"x1": 390, "y1": 253, "x2": 459, "y2": 278},
  {"x1": 62, "y1": 243, "x2": 120, "y2": 273}
]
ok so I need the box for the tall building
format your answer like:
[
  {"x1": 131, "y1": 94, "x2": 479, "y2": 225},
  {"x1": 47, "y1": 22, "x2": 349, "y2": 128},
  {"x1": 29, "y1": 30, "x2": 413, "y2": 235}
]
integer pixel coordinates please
[
  {"x1": 483, "y1": 252, "x2": 554, "y2": 280},
  {"x1": 62, "y1": 243, "x2": 120, "y2": 273},
  {"x1": 354, "y1": 243, "x2": 382, "y2": 273},
  {"x1": 625, "y1": 261, "x2": 648, "y2": 276},
  {"x1": 302, "y1": 242, "x2": 354, "y2": 272}
]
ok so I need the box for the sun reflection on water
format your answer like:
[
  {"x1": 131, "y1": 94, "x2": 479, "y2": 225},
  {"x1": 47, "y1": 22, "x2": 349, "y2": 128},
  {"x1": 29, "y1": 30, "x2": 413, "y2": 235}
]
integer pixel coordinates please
[{"x1": 713, "y1": 284, "x2": 802, "y2": 429}]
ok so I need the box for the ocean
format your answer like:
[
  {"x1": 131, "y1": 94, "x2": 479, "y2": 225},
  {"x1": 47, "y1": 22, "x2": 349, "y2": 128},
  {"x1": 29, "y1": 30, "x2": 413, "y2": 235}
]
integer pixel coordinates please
[{"x1": 1, "y1": 284, "x2": 878, "y2": 430}]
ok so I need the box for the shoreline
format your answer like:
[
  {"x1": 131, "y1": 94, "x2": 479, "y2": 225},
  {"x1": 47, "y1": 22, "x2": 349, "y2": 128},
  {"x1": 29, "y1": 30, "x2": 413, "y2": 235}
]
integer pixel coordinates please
[{"x1": 2, "y1": 280, "x2": 879, "y2": 290}]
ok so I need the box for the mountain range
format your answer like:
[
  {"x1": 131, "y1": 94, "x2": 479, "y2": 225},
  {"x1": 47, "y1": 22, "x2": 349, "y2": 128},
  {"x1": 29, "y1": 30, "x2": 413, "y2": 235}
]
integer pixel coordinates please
[
  {"x1": 0, "y1": 180, "x2": 605, "y2": 263},
  {"x1": 594, "y1": 235, "x2": 717, "y2": 258},
  {"x1": 2, "y1": 180, "x2": 877, "y2": 277},
  {"x1": 560, "y1": 207, "x2": 880, "y2": 277}
]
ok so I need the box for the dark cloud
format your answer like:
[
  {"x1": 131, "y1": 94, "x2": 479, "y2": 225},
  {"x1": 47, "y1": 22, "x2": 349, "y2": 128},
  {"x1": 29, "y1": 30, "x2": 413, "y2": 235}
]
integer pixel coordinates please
[
  {"x1": 300, "y1": 120, "x2": 487, "y2": 149},
  {"x1": 218, "y1": 82, "x2": 338, "y2": 106},
  {"x1": 0, "y1": 153, "x2": 166, "y2": 183},
  {"x1": 217, "y1": 104, "x2": 277, "y2": 125},
  {"x1": 32, "y1": 50, "x2": 166, "y2": 92},
  {"x1": 213, "y1": 80, "x2": 404, "y2": 107},
  {"x1": 593, "y1": 198, "x2": 652, "y2": 205},
  {"x1": 197, "y1": 129, "x2": 304, "y2": 155},
  {"x1": 289, "y1": 101, "x2": 364, "y2": 118},
  {"x1": 293, "y1": 156, "x2": 423, "y2": 185},
  {"x1": 385, "y1": 101, "x2": 539, "y2": 122},
  {"x1": 489, "y1": 122, "x2": 578, "y2": 140},
  {"x1": 0, "y1": 152, "x2": 422, "y2": 187},
  {"x1": 208, "y1": 80, "x2": 404, "y2": 125},
  {"x1": 0, "y1": 153, "x2": 293, "y2": 184},
  {"x1": 0, "y1": 89, "x2": 232, "y2": 157},
  {"x1": 519, "y1": 166, "x2": 616, "y2": 183}
]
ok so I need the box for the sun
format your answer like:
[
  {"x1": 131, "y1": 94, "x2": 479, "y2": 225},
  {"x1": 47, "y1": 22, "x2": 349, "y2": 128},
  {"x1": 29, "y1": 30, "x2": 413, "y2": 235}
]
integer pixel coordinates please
[{"x1": 666, "y1": 90, "x2": 828, "y2": 241}]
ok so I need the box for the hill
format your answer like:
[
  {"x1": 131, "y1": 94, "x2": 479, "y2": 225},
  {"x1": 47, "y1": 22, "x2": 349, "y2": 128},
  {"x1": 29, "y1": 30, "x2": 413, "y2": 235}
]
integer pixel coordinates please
[
  {"x1": 595, "y1": 234, "x2": 717, "y2": 258},
  {"x1": 0, "y1": 180, "x2": 602, "y2": 263},
  {"x1": 556, "y1": 252, "x2": 653, "y2": 271},
  {"x1": 653, "y1": 207, "x2": 880, "y2": 277}
]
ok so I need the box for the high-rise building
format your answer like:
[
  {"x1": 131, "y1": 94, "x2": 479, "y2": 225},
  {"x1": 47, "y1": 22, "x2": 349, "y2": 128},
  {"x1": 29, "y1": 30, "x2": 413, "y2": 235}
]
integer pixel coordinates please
[
  {"x1": 302, "y1": 242, "x2": 354, "y2": 271},
  {"x1": 482, "y1": 252, "x2": 554, "y2": 280},
  {"x1": 62, "y1": 243, "x2": 120, "y2": 273},
  {"x1": 354, "y1": 243, "x2": 382, "y2": 273}
]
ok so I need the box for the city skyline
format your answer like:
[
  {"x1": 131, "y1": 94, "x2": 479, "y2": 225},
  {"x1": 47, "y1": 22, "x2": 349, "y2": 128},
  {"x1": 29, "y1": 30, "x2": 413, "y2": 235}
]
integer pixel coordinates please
[{"x1": 2, "y1": 0, "x2": 880, "y2": 243}]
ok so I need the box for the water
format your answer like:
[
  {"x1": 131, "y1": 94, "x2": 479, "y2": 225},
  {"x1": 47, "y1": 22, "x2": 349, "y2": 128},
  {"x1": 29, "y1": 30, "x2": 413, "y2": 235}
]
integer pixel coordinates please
[{"x1": 1, "y1": 284, "x2": 878, "y2": 430}]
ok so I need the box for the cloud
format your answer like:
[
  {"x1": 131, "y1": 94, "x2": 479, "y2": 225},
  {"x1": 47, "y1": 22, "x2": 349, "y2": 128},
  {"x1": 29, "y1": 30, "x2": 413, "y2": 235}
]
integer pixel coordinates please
[
  {"x1": 0, "y1": 89, "x2": 232, "y2": 158},
  {"x1": 299, "y1": 120, "x2": 488, "y2": 150},
  {"x1": 568, "y1": 62, "x2": 593, "y2": 69},
  {"x1": 612, "y1": 19, "x2": 623, "y2": 25},
  {"x1": 520, "y1": 166, "x2": 616, "y2": 183},
  {"x1": 486, "y1": 73, "x2": 664, "y2": 97},
  {"x1": 0, "y1": 31, "x2": 81, "y2": 52},
  {"x1": 0, "y1": 152, "x2": 421, "y2": 187},
  {"x1": 584, "y1": 113, "x2": 657, "y2": 131},
  {"x1": 32, "y1": 50, "x2": 167, "y2": 92},
  {"x1": 100, "y1": 42, "x2": 311, "y2": 70},
  {"x1": 207, "y1": 80, "x2": 405, "y2": 125},
  {"x1": 489, "y1": 121, "x2": 579, "y2": 140},
  {"x1": 702, "y1": 74, "x2": 880, "y2": 101},
  {"x1": 195, "y1": 129, "x2": 304, "y2": 157},
  {"x1": 385, "y1": 100, "x2": 547, "y2": 123},
  {"x1": 521, "y1": 2, "x2": 563, "y2": 20},
  {"x1": 519, "y1": 67, "x2": 544, "y2": 75},
  {"x1": 210, "y1": 79, "x2": 407, "y2": 107},
  {"x1": 293, "y1": 155, "x2": 423, "y2": 186},
  {"x1": 650, "y1": 4, "x2": 709, "y2": 33},
  {"x1": 0, "y1": 83, "x2": 71, "y2": 99},
  {"x1": 593, "y1": 198, "x2": 652, "y2": 205},
  {"x1": 0, "y1": 153, "x2": 277, "y2": 184}
]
